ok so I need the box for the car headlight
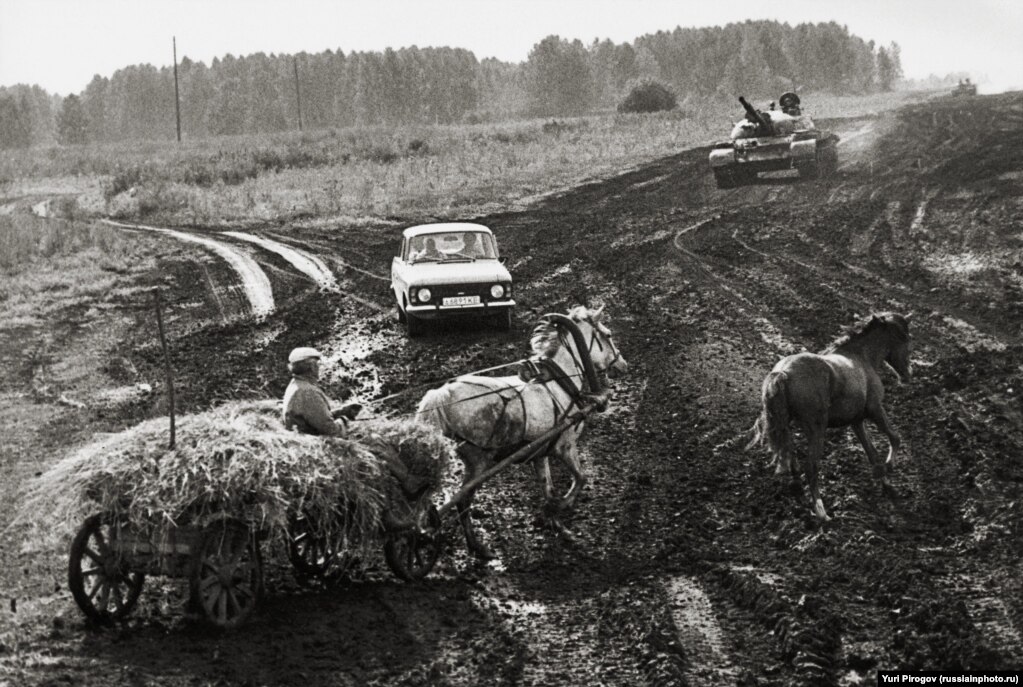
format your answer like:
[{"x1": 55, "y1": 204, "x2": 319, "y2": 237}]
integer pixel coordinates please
[
  {"x1": 417, "y1": 288, "x2": 432, "y2": 303},
  {"x1": 490, "y1": 284, "x2": 505, "y2": 299}
]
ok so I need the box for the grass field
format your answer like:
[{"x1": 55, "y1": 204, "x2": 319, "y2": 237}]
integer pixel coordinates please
[
  {"x1": 0, "y1": 90, "x2": 936, "y2": 226},
  {"x1": 0, "y1": 214, "x2": 158, "y2": 326}
]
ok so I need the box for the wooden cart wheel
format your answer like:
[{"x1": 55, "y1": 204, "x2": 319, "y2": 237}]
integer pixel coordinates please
[
  {"x1": 190, "y1": 520, "x2": 262, "y2": 628},
  {"x1": 384, "y1": 505, "x2": 442, "y2": 582},
  {"x1": 287, "y1": 513, "x2": 354, "y2": 581},
  {"x1": 68, "y1": 514, "x2": 145, "y2": 624}
]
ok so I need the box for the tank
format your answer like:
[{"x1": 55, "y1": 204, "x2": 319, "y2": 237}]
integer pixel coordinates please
[
  {"x1": 708, "y1": 93, "x2": 840, "y2": 189},
  {"x1": 952, "y1": 80, "x2": 977, "y2": 96}
]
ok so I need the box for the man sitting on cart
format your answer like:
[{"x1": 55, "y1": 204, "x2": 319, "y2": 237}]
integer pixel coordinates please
[{"x1": 283, "y1": 347, "x2": 426, "y2": 498}]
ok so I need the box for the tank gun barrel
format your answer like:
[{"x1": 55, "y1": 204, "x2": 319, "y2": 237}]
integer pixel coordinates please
[{"x1": 738, "y1": 96, "x2": 772, "y2": 136}]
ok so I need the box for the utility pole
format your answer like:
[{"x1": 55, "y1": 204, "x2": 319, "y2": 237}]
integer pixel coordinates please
[
  {"x1": 173, "y1": 36, "x2": 182, "y2": 142},
  {"x1": 293, "y1": 56, "x2": 303, "y2": 132}
]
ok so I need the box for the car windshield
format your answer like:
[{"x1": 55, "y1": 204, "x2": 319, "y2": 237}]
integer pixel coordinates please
[{"x1": 409, "y1": 232, "x2": 497, "y2": 262}]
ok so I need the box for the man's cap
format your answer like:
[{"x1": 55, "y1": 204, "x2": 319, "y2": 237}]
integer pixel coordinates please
[{"x1": 288, "y1": 347, "x2": 322, "y2": 364}]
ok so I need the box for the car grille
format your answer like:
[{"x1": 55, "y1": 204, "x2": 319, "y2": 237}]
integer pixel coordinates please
[{"x1": 428, "y1": 283, "x2": 497, "y2": 300}]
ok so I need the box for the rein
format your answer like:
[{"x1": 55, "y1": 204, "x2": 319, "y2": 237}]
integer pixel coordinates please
[
  {"x1": 348, "y1": 368, "x2": 593, "y2": 421},
  {"x1": 358, "y1": 359, "x2": 523, "y2": 407},
  {"x1": 351, "y1": 313, "x2": 614, "y2": 422}
]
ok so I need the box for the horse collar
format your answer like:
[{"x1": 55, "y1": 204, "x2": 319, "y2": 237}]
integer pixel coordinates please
[{"x1": 541, "y1": 357, "x2": 586, "y2": 406}]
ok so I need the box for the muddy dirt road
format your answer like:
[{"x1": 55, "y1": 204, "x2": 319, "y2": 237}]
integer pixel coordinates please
[{"x1": 2, "y1": 93, "x2": 1022, "y2": 686}]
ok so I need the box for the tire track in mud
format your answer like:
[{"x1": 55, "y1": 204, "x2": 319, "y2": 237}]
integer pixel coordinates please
[
  {"x1": 468, "y1": 575, "x2": 648, "y2": 686},
  {"x1": 222, "y1": 231, "x2": 338, "y2": 290},
  {"x1": 728, "y1": 227, "x2": 871, "y2": 310},
  {"x1": 786, "y1": 227, "x2": 1013, "y2": 354},
  {"x1": 260, "y1": 232, "x2": 392, "y2": 315},
  {"x1": 945, "y1": 572, "x2": 1023, "y2": 663},
  {"x1": 265, "y1": 232, "x2": 391, "y2": 282},
  {"x1": 101, "y1": 219, "x2": 275, "y2": 317},
  {"x1": 908, "y1": 188, "x2": 939, "y2": 237},
  {"x1": 671, "y1": 215, "x2": 800, "y2": 353},
  {"x1": 663, "y1": 575, "x2": 739, "y2": 684}
]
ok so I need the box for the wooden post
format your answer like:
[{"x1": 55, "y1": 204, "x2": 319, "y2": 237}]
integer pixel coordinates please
[
  {"x1": 153, "y1": 289, "x2": 176, "y2": 449},
  {"x1": 293, "y1": 57, "x2": 303, "y2": 132},
  {"x1": 173, "y1": 37, "x2": 182, "y2": 142}
]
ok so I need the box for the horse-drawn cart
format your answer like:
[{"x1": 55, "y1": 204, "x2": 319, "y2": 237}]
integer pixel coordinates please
[{"x1": 56, "y1": 306, "x2": 627, "y2": 627}]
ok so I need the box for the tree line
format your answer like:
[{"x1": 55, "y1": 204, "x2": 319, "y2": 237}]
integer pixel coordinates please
[{"x1": 1, "y1": 20, "x2": 904, "y2": 148}]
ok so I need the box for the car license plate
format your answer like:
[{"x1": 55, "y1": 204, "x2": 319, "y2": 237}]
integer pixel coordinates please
[{"x1": 443, "y1": 295, "x2": 480, "y2": 306}]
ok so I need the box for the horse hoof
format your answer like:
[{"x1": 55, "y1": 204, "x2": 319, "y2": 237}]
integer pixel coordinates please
[
  {"x1": 813, "y1": 500, "x2": 832, "y2": 522},
  {"x1": 553, "y1": 520, "x2": 580, "y2": 545}
]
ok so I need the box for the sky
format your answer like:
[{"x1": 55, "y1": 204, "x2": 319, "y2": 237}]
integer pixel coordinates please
[{"x1": 1, "y1": 0, "x2": 1021, "y2": 95}]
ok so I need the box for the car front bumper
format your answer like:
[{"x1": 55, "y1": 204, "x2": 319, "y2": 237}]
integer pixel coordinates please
[{"x1": 406, "y1": 299, "x2": 515, "y2": 319}]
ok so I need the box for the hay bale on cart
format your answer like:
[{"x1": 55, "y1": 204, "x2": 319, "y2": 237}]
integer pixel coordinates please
[{"x1": 18, "y1": 400, "x2": 453, "y2": 627}]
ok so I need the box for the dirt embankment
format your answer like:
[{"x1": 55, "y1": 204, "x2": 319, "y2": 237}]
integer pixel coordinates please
[{"x1": 2, "y1": 92, "x2": 1022, "y2": 686}]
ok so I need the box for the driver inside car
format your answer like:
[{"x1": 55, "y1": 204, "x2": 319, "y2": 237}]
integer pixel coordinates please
[{"x1": 462, "y1": 232, "x2": 486, "y2": 258}]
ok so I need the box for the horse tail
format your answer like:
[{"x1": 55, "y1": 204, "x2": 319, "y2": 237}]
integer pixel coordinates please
[{"x1": 746, "y1": 371, "x2": 790, "y2": 459}]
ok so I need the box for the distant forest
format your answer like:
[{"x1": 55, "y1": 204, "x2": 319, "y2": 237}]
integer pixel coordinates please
[{"x1": 1, "y1": 20, "x2": 907, "y2": 148}]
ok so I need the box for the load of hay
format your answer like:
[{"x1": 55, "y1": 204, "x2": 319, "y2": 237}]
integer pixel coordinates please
[{"x1": 19, "y1": 400, "x2": 454, "y2": 559}]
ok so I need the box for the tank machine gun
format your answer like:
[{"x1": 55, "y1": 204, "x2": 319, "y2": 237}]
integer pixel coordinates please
[{"x1": 708, "y1": 94, "x2": 839, "y2": 189}]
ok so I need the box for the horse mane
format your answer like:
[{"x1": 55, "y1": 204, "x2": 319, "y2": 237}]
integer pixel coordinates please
[
  {"x1": 530, "y1": 306, "x2": 593, "y2": 357},
  {"x1": 824, "y1": 312, "x2": 909, "y2": 353}
]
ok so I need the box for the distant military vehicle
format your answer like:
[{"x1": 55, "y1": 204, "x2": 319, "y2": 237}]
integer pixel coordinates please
[
  {"x1": 708, "y1": 93, "x2": 839, "y2": 188},
  {"x1": 952, "y1": 79, "x2": 977, "y2": 96}
]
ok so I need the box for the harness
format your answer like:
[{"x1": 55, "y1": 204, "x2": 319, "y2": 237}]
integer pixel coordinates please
[
  {"x1": 585, "y1": 319, "x2": 622, "y2": 370},
  {"x1": 453, "y1": 314, "x2": 612, "y2": 459}
]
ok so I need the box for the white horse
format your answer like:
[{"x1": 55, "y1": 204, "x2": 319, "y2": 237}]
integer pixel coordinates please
[{"x1": 416, "y1": 305, "x2": 628, "y2": 558}]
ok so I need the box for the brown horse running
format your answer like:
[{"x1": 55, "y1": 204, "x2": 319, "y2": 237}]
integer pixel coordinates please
[{"x1": 747, "y1": 312, "x2": 912, "y2": 520}]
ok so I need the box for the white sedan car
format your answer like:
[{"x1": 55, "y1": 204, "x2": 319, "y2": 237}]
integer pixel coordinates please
[{"x1": 391, "y1": 223, "x2": 514, "y2": 336}]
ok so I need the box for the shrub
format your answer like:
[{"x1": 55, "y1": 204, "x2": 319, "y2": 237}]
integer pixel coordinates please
[
  {"x1": 361, "y1": 144, "x2": 399, "y2": 164},
  {"x1": 104, "y1": 164, "x2": 148, "y2": 199},
  {"x1": 618, "y1": 80, "x2": 678, "y2": 114},
  {"x1": 251, "y1": 148, "x2": 286, "y2": 173},
  {"x1": 542, "y1": 119, "x2": 569, "y2": 135}
]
